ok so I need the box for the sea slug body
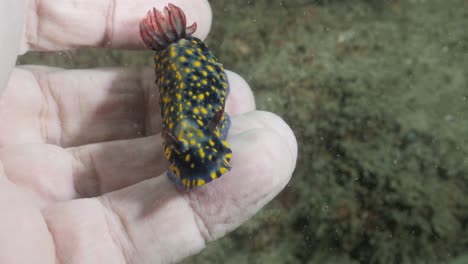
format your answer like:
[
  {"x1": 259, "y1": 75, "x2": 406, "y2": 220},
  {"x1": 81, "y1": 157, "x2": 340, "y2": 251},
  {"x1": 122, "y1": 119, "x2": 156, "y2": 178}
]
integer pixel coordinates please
[{"x1": 139, "y1": 4, "x2": 232, "y2": 189}]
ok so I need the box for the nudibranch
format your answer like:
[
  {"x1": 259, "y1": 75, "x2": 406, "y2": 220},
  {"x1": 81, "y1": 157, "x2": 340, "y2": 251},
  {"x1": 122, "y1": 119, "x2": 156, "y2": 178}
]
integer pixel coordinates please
[{"x1": 139, "y1": 4, "x2": 232, "y2": 189}]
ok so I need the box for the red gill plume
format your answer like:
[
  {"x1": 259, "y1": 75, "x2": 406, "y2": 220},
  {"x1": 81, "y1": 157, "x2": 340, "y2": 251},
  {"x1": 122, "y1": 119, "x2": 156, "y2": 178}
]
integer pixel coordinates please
[{"x1": 139, "y1": 3, "x2": 198, "y2": 51}]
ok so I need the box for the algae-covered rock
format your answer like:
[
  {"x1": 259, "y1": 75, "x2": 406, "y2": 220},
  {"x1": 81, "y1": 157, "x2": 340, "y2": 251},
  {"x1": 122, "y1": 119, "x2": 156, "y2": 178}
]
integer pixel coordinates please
[{"x1": 188, "y1": 0, "x2": 468, "y2": 263}]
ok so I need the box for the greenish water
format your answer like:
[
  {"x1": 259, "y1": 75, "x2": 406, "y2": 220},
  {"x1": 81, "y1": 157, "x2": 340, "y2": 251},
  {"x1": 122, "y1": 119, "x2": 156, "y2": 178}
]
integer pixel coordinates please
[{"x1": 19, "y1": 0, "x2": 468, "y2": 263}]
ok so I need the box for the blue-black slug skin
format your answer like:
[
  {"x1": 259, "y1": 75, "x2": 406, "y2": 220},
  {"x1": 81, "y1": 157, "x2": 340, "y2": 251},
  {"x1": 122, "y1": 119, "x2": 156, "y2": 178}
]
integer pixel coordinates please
[{"x1": 155, "y1": 36, "x2": 232, "y2": 189}]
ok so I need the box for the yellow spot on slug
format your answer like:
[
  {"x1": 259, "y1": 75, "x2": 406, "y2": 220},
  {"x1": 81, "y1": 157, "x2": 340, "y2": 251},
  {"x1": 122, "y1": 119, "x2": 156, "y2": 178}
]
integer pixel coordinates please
[
  {"x1": 196, "y1": 130, "x2": 203, "y2": 138},
  {"x1": 179, "y1": 138, "x2": 188, "y2": 148},
  {"x1": 199, "y1": 149, "x2": 206, "y2": 158},
  {"x1": 182, "y1": 178, "x2": 188, "y2": 186},
  {"x1": 219, "y1": 167, "x2": 228, "y2": 174},
  {"x1": 165, "y1": 147, "x2": 171, "y2": 159},
  {"x1": 170, "y1": 49, "x2": 177, "y2": 58},
  {"x1": 171, "y1": 166, "x2": 181, "y2": 177},
  {"x1": 197, "y1": 179, "x2": 205, "y2": 186}
]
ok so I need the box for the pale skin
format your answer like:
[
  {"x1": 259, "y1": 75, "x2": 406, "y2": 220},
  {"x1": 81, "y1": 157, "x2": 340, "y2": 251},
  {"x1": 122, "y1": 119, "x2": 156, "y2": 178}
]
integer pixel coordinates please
[{"x1": 0, "y1": 0, "x2": 297, "y2": 263}]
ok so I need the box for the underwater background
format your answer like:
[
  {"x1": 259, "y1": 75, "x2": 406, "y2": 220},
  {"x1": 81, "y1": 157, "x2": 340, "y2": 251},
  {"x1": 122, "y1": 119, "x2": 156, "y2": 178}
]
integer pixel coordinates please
[{"x1": 19, "y1": 0, "x2": 468, "y2": 263}]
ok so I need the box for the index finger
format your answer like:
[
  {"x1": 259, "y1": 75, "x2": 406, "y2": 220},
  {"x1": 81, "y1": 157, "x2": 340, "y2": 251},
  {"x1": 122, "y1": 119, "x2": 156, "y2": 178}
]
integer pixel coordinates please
[{"x1": 22, "y1": 0, "x2": 212, "y2": 53}]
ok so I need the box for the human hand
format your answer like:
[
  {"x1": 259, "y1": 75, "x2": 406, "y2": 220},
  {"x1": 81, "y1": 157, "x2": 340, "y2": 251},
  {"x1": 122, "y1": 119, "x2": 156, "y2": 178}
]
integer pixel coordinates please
[{"x1": 0, "y1": 0, "x2": 297, "y2": 263}]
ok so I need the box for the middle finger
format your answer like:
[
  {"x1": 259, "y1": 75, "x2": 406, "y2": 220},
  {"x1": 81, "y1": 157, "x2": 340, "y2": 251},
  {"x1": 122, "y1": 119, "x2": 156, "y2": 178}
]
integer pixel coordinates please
[{"x1": 0, "y1": 66, "x2": 253, "y2": 147}]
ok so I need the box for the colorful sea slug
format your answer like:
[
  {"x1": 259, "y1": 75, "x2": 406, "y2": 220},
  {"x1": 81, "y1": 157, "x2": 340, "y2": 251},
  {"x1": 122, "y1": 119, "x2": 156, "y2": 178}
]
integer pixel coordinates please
[{"x1": 139, "y1": 4, "x2": 232, "y2": 189}]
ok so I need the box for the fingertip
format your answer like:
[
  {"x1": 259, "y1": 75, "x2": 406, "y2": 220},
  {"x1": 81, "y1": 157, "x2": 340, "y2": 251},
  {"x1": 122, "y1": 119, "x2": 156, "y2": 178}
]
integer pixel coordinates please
[
  {"x1": 225, "y1": 70, "x2": 256, "y2": 115},
  {"x1": 229, "y1": 128, "x2": 295, "y2": 189},
  {"x1": 183, "y1": 0, "x2": 212, "y2": 40},
  {"x1": 187, "y1": 128, "x2": 295, "y2": 240},
  {"x1": 230, "y1": 111, "x2": 298, "y2": 165},
  {"x1": 255, "y1": 111, "x2": 298, "y2": 165}
]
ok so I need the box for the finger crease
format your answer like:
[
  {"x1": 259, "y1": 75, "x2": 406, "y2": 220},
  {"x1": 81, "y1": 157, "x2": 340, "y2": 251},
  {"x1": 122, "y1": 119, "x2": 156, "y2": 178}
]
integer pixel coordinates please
[
  {"x1": 28, "y1": 0, "x2": 41, "y2": 49},
  {"x1": 40, "y1": 210, "x2": 63, "y2": 264},
  {"x1": 33, "y1": 70, "x2": 63, "y2": 145},
  {"x1": 183, "y1": 192, "x2": 213, "y2": 243},
  {"x1": 38, "y1": 75, "x2": 50, "y2": 143},
  {"x1": 139, "y1": 71, "x2": 148, "y2": 136},
  {"x1": 45, "y1": 79, "x2": 65, "y2": 146},
  {"x1": 98, "y1": 196, "x2": 141, "y2": 263},
  {"x1": 86, "y1": 148, "x2": 100, "y2": 195},
  {"x1": 102, "y1": 0, "x2": 117, "y2": 47},
  {"x1": 70, "y1": 147, "x2": 101, "y2": 197}
]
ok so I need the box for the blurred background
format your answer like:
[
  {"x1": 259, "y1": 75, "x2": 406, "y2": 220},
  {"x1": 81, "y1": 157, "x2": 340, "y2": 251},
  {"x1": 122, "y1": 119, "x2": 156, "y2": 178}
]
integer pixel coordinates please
[{"x1": 19, "y1": 0, "x2": 468, "y2": 263}]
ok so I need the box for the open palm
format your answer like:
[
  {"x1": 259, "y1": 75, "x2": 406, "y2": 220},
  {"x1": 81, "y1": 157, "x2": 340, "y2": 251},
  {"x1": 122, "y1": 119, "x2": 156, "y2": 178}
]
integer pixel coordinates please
[{"x1": 0, "y1": 0, "x2": 297, "y2": 263}]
